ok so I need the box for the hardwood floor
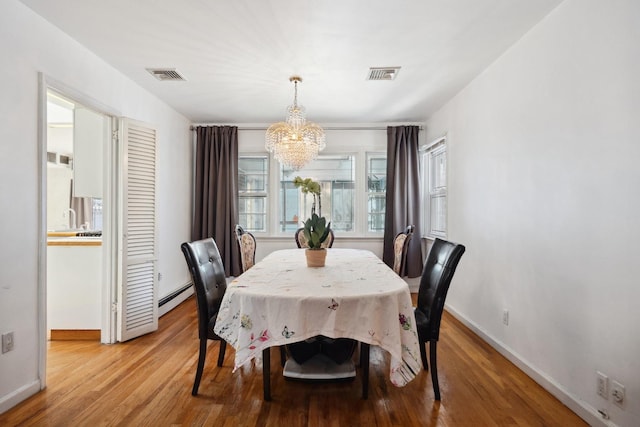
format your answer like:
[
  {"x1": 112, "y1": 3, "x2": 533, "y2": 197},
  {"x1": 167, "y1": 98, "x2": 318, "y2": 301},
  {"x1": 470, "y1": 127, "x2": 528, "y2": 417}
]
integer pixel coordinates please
[{"x1": 0, "y1": 296, "x2": 586, "y2": 426}]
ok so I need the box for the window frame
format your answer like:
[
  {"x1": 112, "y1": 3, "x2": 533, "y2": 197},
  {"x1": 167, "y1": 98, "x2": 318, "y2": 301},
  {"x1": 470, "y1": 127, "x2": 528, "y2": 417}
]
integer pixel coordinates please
[
  {"x1": 421, "y1": 136, "x2": 447, "y2": 239},
  {"x1": 238, "y1": 154, "x2": 269, "y2": 233},
  {"x1": 365, "y1": 152, "x2": 387, "y2": 234},
  {"x1": 237, "y1": 140, "x2": 389, "y2": 237}
]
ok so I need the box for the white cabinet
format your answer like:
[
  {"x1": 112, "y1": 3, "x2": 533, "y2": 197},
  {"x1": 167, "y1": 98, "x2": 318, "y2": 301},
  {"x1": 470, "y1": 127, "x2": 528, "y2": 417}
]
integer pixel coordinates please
[
  {"x1": 73, "y1": 107, "x2": 105, "y2": 198},
  {"x1": 47, "y1": 242, "x2": 102, "y2": 330}
]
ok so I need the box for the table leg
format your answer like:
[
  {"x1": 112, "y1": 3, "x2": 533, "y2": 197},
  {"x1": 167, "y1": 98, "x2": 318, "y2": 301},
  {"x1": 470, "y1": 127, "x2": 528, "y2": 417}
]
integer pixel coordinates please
[
  {"x1": 360, "y1": 343, "x2": 370, "y2": 399},
  {"x1": 263, "y1": 348, "x2": 271, "y2": 401}
]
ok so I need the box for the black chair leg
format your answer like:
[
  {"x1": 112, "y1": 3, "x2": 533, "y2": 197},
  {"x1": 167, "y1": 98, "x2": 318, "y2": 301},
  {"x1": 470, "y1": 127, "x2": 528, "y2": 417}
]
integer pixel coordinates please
[
  {"x1": 263, "y1": 348, "x2": 271, "y2": 401},
  {"x1": 217, "y1": 340, "x2": 227, "y2": 367},
  {"x1": 192, "y1": 338, "x2": 207, "y2": 396},
  {"x1": 360, "y1": 343, "x2": 370, "y2": 399},
  {"x1": 429, "y1": 340, "x2": 440, "y2": 400},
  {"x1": 419, "y1": 341, "x2": 429, "y2": 371}
]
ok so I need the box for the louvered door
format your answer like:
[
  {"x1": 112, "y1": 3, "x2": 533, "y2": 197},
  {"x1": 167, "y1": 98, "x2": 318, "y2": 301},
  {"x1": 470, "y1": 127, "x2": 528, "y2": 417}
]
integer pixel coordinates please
[{"x1": 117, "y1": 119, "x2": 158, "y2": 341}]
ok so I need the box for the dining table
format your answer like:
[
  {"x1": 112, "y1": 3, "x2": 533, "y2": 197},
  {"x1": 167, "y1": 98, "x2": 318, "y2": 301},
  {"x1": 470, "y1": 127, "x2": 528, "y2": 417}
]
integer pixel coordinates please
[{"x1": 214, "y1": 248, "x2": 422, "y2": 400}]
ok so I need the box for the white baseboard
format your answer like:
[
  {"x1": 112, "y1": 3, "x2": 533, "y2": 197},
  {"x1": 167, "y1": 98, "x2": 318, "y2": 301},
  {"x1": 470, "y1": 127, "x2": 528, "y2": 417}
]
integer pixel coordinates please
[
  {"x1": 404, "y1": 276, "x2": 420, "y2": 293},
  {"x1": 0, "y1": 380, "x2": 40, "y2": 415},
  {"x1": 158, "y1": 286, "x2": 194, "y2": 317},
  {"x1": 444, "y1": 304, "x2": 617, "y2": 427}
]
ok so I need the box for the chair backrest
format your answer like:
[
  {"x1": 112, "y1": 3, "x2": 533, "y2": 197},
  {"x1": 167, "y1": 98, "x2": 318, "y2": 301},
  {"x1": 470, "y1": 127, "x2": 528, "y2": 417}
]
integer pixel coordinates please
[
  {"x1": 417, "y1": 238, "x2": 466, "y2": 340},
  {"x1": 181, "y1": 238, "x2": 227, "y2": 340},
  {"x1": 235, "y1": 224, "x2": 256, "y2": 272},
  {"x1": 295, "y1": 227, "x2": 335, "y2": 249},
  {"x1": 392, "y1": 225, "x2": 415, "y2": 275}
]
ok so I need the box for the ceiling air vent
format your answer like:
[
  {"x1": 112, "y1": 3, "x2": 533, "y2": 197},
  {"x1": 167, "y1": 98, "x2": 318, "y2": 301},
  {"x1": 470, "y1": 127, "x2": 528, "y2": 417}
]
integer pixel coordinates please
[
  {"x1": 146, "y1": 68, "x2": 186, "y2": 81},
  {"x1": 367, "y1": 67, "x2": 401, "y2": 81}
]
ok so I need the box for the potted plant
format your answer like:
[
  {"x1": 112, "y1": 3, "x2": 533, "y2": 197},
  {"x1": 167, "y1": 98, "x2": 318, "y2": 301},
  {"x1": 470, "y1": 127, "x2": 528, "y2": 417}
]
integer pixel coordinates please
[
  {"x1": 293, "y1": 177, "x2": 331, "y2": 267},
  {"x1": 302, "y1": 213, "x2": 331, "y2": 267}
]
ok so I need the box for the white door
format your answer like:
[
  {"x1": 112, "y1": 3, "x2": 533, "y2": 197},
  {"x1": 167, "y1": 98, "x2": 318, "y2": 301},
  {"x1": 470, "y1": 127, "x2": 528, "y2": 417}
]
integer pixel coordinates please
[{"x1": 117, "y1": 118, "x2": 158, "y2": 341}]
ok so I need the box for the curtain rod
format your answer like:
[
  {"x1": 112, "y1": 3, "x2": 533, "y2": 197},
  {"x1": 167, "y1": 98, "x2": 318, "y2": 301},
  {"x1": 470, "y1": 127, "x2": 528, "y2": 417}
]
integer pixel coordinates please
[{"x1": 190, "y1": 125, "x2": 423, "y2": 131}]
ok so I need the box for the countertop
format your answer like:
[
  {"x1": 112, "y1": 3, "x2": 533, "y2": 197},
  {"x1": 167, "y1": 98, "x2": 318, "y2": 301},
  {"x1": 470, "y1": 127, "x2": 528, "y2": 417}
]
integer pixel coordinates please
[{"x1": 47, "y1": 231, "x2": 102, "y2": 246}]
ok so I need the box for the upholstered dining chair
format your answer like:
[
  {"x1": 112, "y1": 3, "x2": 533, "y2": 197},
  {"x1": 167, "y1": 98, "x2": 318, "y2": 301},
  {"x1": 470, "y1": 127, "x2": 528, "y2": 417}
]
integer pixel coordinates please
[
  {"x1": 180, "y1": 238, "x2": 228, "y2": 396},
  {"x1": 414, "y1": 237, "x2": 465, "y2": 400},
  {"x1": 235, "y1": 224, "x2": 256, "y2": 272},
  {"x1": 295, "y1": 227, "x2": 335, "y2": 249},
  {"x1": 392, "y1": 225, "x2": 415, "y2": 276},
  {"x1": 235, "y1": 224, "x2": 286, "y2": 367}
]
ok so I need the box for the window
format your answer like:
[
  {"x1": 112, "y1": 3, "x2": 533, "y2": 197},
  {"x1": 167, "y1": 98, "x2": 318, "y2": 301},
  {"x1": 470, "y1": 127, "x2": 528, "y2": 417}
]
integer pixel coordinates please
[
  {"x1": 238, "y1": 156, "x2": 268, "y2": 232},
  {"x1": 279, "y1": 155, "x2": 355, "y2": 233},
  {"x1": 421, "y1": 138, "x2": 447, "y2": 238},
  {"x1": 92, "y1": 198, "x2": 103, "y2": 231},
  {"x1": 366, "y1": 153, "x2": 386, "y2": 232}
]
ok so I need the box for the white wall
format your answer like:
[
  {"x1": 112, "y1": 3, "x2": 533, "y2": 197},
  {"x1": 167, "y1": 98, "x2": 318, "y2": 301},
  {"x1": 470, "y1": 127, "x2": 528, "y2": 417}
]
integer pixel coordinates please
[
  {"x1": 0, "y1": 0, "x2": 193, "y2": 412},
  {"x1": 425, "y1": 0, "x2": 640, "y2": 425}
]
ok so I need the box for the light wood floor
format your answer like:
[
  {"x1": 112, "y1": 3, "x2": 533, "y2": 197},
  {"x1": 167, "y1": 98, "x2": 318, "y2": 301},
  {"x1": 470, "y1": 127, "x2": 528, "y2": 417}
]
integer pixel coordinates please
[{"x1": 1, "y1": 296, "x2": 586, "y2": 426}]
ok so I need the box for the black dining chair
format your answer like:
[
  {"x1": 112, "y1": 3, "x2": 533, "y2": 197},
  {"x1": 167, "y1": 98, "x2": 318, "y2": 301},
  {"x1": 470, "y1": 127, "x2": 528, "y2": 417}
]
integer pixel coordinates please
[
  {"x1": 392, "y1": 225, "x2": 415, "y2": 276},
  {"x1": 181, "y1": 238, "x2": 228, "y2": 396},
  {"x1": 414, "y1": 237, "x2": 465, "y2": 400},
  {"x1": 295, "y1": 227, "x2": 335, "y2": 248}
]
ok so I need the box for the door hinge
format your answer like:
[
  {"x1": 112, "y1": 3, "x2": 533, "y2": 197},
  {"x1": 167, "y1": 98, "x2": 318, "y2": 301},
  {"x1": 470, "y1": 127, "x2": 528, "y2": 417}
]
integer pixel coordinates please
[
  {"x1": 111, "y1": 302, "x2": 118, "y2": 313},
  {"x1": 112, "y1": 130, "x2": 119, "y2": 142}
]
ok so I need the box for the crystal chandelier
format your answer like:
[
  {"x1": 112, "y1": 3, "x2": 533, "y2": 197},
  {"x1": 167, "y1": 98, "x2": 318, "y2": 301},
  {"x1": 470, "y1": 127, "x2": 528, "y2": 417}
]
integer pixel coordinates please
[{"x1": 265, "y1": 76, "x2": 326, "y2": 170}]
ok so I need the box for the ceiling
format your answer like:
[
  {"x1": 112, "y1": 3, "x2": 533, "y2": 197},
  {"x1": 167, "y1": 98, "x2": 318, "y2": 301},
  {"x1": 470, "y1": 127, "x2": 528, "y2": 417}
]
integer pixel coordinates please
[{"x1": 21, "y1": 0, "x2": 562, "y2": 124}]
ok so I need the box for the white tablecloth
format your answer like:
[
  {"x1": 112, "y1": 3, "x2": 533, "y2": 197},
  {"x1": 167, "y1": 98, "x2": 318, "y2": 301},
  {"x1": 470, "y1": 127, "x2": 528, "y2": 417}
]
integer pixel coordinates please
[{"x1": 214, "y1": 248, "x2": 422, "y2": 387}]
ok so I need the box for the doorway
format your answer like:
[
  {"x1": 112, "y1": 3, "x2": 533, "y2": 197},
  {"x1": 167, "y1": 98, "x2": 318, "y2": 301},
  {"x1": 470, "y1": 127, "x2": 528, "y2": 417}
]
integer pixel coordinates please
[
  {"x1": 38, "y1": 76, "x2": 159, "y2": 390},
  {"x1": 45, "y1": 90, "x2": 109, "y2": 341},
  {"x1": 39, "y1": 78, "x2": 120, "y2": 358}
]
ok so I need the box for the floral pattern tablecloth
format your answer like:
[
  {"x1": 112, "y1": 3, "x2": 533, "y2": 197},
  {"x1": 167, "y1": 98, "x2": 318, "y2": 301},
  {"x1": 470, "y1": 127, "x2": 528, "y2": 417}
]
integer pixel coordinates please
[{"x1": 214, "y1": 248, "x2": 422, "y2": 387}]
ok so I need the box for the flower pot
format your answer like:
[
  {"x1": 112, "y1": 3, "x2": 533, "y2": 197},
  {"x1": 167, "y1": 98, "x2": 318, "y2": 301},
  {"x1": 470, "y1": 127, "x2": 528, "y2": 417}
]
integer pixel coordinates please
[{"x1": 305, "y1": 248, "x2": 327, "y2": 267}]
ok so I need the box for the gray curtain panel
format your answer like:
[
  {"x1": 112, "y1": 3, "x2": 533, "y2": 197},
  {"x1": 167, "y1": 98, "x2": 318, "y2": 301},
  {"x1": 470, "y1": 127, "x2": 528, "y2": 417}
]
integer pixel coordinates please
[
  {"x1": 193, "y1": 125, "x2": 242, "y2": 277},
  {"x1": 382, "y1": 125, "x2": 423, "y2": 278}
]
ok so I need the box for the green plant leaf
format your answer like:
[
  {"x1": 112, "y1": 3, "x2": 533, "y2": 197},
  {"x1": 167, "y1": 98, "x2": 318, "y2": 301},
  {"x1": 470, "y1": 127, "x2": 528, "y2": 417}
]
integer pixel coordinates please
[{"x1": 302, "y1": 214, "x2": 331, "y2": 249}]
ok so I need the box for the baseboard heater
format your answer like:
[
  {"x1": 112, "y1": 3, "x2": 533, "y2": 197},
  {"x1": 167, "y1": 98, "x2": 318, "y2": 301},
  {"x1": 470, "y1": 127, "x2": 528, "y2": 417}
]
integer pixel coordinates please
[{"x1": 159, "y1": 282, "x2": 192, "y2": 307}]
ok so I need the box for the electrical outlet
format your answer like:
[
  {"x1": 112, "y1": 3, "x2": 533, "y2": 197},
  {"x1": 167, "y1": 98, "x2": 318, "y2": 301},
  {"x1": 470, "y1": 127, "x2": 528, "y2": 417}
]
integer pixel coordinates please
[
  {"x1": 502, "y1": 309, "x2": 509, "y2": 325},
  {"x1": 612, "y1": 380, "x2": 625, "y2": 408},
  {"x1": 596, "y1": 371, "x2": 608, "y2": 398},
  {"x1": 2, "y1": 332, "x2": 14, "y2": 354}
]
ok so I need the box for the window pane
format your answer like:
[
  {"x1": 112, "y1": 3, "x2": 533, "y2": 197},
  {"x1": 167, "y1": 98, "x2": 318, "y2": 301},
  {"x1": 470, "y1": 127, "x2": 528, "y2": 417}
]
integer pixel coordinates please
[
  {"x1": 280, "y1": 182, "x2": 302, "y2": 232},
  {"x1": 92, "y1": 198, "x2": 103, "y2": 230},
  {"x1": 368, "y1": 157, "x2": 387, "y2": 192},
  {"x1": 279, "y1": 155, "x2": 355, "y2": 232},
  {"x1": 430, "y1": 194, "x2": 447, "y2": 236},
  {"x1": 330, "y1": 181, "x2": 354, "y2": 231},
  {"x1": 238, "y1": 156, "x2": 268, "y2": 232},
  {"x1": 430, "y1": 149, "x2": 446, "y2": 190},
  {"x1": 366, "y1": 154, "x2": 386, "y2": 232},
  {"x1": 239, "y1": 196, "x2": 265, "y2": 214},
  {"x1": 239, "y1": 212, "x2": 266, "y2": 231},
  {"x1": 367, "y1": 194, "x2": 385, "y2": 232},
  {"x1": 239, "y1": 157, "x2": 267, "y2": 192}
]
